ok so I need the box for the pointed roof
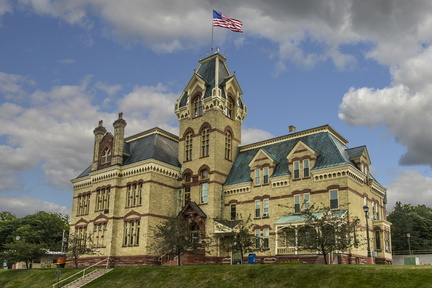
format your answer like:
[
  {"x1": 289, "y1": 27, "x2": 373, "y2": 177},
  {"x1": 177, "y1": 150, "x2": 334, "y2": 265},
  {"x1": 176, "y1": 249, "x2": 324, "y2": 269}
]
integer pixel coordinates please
[
  {"x1": 178, "y1": 51, "x2": 242, "y2": 108},
  {"x1": 178, "y1": 201, "x2": 207, "y2": 218}
]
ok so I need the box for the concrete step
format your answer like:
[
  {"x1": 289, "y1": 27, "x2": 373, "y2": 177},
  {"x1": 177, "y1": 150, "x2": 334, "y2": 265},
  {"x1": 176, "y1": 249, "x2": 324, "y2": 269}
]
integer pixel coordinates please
[{"x1": 61, "y1": 268, "x2": 113, "y2": 288}]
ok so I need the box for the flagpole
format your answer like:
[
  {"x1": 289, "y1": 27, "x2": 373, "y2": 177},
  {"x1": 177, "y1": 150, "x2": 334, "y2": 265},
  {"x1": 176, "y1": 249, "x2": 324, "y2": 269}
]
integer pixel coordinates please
[{"x1": 211, "y1": 19, "x2": 214, "y2": 51}]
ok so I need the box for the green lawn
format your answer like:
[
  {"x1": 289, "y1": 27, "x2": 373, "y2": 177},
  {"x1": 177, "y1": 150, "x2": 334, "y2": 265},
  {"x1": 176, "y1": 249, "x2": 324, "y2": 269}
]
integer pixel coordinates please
[{"x1": 1, "y1": 264, "x2": 432, "y2": 288}]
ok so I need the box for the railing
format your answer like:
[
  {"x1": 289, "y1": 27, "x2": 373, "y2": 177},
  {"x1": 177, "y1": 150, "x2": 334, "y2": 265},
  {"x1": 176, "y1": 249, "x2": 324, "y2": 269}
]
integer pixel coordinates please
[
  {"x1": 277, "y1": 247, "x2": 317, "y2": 255},
  {"x1": 392, "y1": 250, "x2": 432, "y2": 255},
  {"x1": 52, "y1": 257, "x2": 110, "y2": 288}
]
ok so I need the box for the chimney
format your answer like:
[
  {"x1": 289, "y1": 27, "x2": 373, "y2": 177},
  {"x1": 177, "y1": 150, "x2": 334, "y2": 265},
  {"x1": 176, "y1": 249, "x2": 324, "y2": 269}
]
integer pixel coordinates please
[
  {"x1": 92, "y1": 120, "x2": 107, "y2": 171},
  {"x1": 289, "y1": 125, "x2": 296, "y2": 133},
  {"x1": 112, "y1": 112, "x2": 127, "y2": 165}
]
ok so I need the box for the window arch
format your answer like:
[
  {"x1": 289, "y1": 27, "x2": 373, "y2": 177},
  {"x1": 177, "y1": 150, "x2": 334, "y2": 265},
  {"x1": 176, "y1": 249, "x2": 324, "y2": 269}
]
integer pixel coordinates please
[
  {"x1": 193, "y1": 95, "x2": 203, "y2": 117},
  {"x1": 201, "y1": 127, "x2": 210, "y2": 157}
]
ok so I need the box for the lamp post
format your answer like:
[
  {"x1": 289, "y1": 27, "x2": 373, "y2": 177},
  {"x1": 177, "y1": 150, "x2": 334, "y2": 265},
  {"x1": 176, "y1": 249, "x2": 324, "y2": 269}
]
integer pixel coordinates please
[
  {"x1": 363, "y1": 205, "x2": 372, "y2": 263},
  {"x1": 406, "y1": 233, "x2": 411, "y2": 255}
]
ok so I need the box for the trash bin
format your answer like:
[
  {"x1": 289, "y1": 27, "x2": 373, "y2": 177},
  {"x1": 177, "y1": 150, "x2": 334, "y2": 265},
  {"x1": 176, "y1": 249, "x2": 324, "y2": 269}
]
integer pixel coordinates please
[
  {"x1": 56, "y1": 258, "x2": 66, "y2": 268},
  {"x1": 248, "y1": 253, "x2": 256, "y2": 264}
]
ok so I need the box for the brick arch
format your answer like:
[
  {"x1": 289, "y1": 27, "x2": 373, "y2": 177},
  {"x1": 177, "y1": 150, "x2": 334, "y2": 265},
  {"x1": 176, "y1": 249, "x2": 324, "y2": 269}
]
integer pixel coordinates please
[
  {"x1": 198, "y1": 122, "x2": 213, "y2": 134},
  {"x1": 182, "y1": 127, "x2": 195, "y2": 139}
]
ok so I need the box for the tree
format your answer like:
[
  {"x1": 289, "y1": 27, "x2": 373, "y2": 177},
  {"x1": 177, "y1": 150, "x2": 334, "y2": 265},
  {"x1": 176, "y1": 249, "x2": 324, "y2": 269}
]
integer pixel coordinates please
[
  {"x1": 387, "y1": 202, "x2": 432, "y2": 252},
  {"x1": 2, "y1": 240, "x2": 46, "y2": 269},
  {"x1": 214, "y1": 216, "x2": 256, "y2": 264},
  {"x1": 67, "y1": 233, "x2": 96, "y2": 268},
  {"x1": 281, "y1": 205, "x2": 359, "y2": 264},
  {"x1": 150, "y1": 216, "x2": 203, "y2": 265}
]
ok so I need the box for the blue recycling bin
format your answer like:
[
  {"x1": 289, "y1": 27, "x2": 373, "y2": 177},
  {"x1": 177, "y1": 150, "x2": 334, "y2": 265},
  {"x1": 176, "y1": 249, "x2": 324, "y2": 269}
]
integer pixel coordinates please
[{"x1": 248, "y1": 253, "x2": 256, "y2": 264}]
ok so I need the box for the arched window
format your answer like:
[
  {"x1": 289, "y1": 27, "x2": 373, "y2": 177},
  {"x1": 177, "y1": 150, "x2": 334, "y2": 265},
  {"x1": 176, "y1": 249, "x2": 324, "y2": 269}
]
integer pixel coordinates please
[
  {"x1": 225, "y1": 131, "x2": 232, "y2": 160},
  {"x1": 226, "y1": 97, "x2": 234, "y2": 118},
  {"x1": 201, "y1": 127, "x2": 209, "y2": 157},
  {"x1": 193, "y1": 96, "x2": 203, "y2": 117},
  {"x1": 101, "y1": 147, "x2": 111, "y2": 164},
  {"x1": 185, "y1": 133, "x2": 193, "y2": 161}
]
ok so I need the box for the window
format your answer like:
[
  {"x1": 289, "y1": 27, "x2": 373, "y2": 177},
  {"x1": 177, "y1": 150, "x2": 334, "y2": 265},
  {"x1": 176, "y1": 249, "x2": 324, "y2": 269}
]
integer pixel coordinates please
[
  {"x1": 93, "y1": 223, "x2": 107, "y2": 248},
  {"x1": 201, "y1": 169, "x2": 209, "y2": 179},
  {"x1": 126, "y1": 183, "x2": 142, "y2": 207},
  {"x1": 384, "y1": 231, "x2": 391, "y2": 252},
  {"x1": 201, "y1": 128, "x2": 209, "y2": 157},
  {"x1": 294, "y1": 195, "x2": 300, "y2": 213},
  {"x1": 76, "y1": 226, "x2": 88, "y2": 246},
  {"x1": 304, "y1": 194, "x2": 310, "y2": 209},
  {"x1": 185, "y1": 173, "x2": 191, "y2": 182},
  {"x1": 225, "y1": 131, "x2": 232, "y2": 160},
  {"x1": 190, "y1": 222, "x2": 200, "y2": 245},
  {"x1": 263, "y1": 228, "x2": 269, "y2": 248},
  {"x1": 101, "y1": 148, "x2": 111, "y2": 164},
  {"x1": 263, "y1": 199, "x2": 269, "y2": 216},
  {"x1": 255, "y1": 229, "x2": 261, "y2": 248},
  {"x1": 200, "y1": 183, "x2": 208, "y2": 203},
  {"x1": 255, "y1": 169, "x2": 261, "y2": 185},
  {"x1": 77, "y1": 193, "x2": 90, "y2": 216},
  {"x1": 303, "y1": 159, "x2": 310, "y2": 178},
  {"x1": 185, "y1": 133, "x2": 193, "y2": 161},
  {"x1": 193, "y1": 96, "x2": 203, "y2": 117},
  {"x1": 230, "y1": 204, "x2": 236, "y2": 220},
  {"x1": 375, "y1": 230, "x2": 381, "y2": 250},
  {"x1": 123, "y1": 220, "x2": 140, "y2": 246},
  {"x1": 226, "y1": 97, "x2": 233, "y2": 118},
  {"x1": 293, "y1": 161, "x2": 300, "y2": 179},
  {"x1": 263, "y1": 167, "x2": 269, "y2": 184},
  {"x1": 330, "y1": 190, "x2": 338, "y2": 209},
  {"x1": 184, "y1": 186, "x2": 191, "y2": 203},
  {"x1": 255, "y1": 200, "x2": 261, "y2": 217},
  {"x1": 96, "y1": 187, "x2": 110, "y2": 212}
]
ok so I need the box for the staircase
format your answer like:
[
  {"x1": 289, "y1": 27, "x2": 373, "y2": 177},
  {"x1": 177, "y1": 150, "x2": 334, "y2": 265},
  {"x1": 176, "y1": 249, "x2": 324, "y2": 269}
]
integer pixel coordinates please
[{"x1": 61, "y1": 268, "x2": 113, "y2": 288}]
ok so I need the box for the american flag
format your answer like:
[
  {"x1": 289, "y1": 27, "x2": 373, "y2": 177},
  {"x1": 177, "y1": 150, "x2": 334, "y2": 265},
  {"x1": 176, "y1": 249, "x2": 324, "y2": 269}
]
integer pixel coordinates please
[{"x1": 213, "y1": 10, "x2": 243, "y2": 33}]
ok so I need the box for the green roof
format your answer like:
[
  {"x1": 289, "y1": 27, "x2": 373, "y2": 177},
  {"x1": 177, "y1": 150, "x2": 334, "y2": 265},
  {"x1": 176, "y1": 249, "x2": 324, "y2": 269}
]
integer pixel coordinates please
[
  {"x1": 224, "y1": 131, "x2": 352, "y2": 186},
  {"x1": 275, "y1": 210, "x2": 348, "y2": 224}
]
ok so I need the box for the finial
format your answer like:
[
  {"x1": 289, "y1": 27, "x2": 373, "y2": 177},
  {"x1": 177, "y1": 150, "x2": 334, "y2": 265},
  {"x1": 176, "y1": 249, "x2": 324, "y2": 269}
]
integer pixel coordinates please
[
  {"x1": 118, "y1": 112, "x2": 123, "y2": 119},
  {"x1": 98, "y1": 120, "x2": 103, "y2": 127}
]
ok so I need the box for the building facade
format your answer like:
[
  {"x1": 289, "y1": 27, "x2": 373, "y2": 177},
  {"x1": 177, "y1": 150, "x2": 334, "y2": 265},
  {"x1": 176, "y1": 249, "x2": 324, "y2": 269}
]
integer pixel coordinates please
[{"x1": 70, "y1": 52, "x2": 392, "y2": 267}]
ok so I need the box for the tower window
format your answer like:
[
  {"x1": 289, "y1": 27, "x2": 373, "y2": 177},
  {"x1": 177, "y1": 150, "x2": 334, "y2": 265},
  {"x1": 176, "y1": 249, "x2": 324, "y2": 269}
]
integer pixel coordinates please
[
  {"x1": 201, "y1": 128, "x2": 209, "y2": 157},
  {"x1": 225, "y1": 131, "x2": 232, "y2": 160},
  {"x1": 226, "y1": 97, "x2": 234, "y2": 118},
  {"x1": 193, "y1": 96, "x2": 203, "y2": 117},
  {"x1": 185, "y1": 133, "x2": 193, "y2": 161}
]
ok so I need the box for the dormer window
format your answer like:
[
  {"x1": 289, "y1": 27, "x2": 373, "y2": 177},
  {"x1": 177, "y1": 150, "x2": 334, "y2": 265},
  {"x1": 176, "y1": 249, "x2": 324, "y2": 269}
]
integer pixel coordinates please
[
  {"x1": 101, "y1": 148, "x2": 111, "y2": 164},
  {"x1": 303, "y1": 159, "x2": 310, "y2": 178}
]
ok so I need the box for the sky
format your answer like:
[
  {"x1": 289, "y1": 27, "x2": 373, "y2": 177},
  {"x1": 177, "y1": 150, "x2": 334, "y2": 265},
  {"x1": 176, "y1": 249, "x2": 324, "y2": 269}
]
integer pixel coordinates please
[{"x1": 1, "y1": 0, "x2": 432, "y2": 217}]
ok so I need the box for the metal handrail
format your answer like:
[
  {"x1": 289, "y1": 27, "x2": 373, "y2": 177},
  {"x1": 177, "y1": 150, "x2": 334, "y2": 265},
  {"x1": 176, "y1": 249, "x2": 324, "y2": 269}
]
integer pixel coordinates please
[
  {"x1": 52, "y1": 257, "x2": 110, "y2": 288},
  {"x1": 392, "y1": 249, "x2": 432, "y2": 255}
]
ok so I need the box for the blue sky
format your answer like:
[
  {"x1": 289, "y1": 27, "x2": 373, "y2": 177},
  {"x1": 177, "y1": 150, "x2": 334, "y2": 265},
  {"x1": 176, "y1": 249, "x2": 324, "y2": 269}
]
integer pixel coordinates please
[{"x1": 1, "y1": 0, "x2": 432, "y2": 217}]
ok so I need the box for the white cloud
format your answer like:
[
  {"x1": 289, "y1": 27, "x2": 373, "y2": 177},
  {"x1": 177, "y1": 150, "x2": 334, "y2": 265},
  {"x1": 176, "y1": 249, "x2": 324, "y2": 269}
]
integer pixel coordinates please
[
  {"x1": 0, "y1": 195, "x2": 70, "y2": 217},
  {"x1": 0, "y1": 73, "x2": 180, "y2": 193},
  {"x1": 241, "y1": 128, "x2": 274, "y2": 145},
  {"x1": 339, "y1": 47, "x2": 432, "y2": 166},
  {"x1": 386, "y1": 170, "x2": 432, "y2": 211}
]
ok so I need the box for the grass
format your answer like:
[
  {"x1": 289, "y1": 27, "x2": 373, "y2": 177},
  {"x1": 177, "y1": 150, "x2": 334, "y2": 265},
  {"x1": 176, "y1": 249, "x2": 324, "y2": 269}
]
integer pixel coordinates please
[
  {"x1": 1, "y1": 264, "x2": 432, "y2": 288},
  {"x1": 0, "y1": 267, "x2": 94, "y2": 288}
]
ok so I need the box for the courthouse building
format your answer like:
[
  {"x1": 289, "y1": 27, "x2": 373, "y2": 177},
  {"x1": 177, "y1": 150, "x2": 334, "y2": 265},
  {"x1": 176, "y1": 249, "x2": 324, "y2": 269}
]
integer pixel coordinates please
[{"x1": 70, "y1": 51, "x2": 392, "y2": 266}]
